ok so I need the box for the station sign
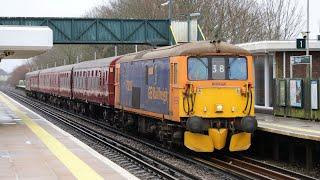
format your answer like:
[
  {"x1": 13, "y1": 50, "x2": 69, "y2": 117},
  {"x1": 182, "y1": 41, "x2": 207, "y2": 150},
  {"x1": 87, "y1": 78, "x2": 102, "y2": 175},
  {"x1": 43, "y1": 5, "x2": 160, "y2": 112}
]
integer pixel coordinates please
[
  {"x1": 290, "y1": 55, "x2": 311, "y2": 65},
  {"x1": 296, "y1": 38, "x2": 306, "y2": 49}
]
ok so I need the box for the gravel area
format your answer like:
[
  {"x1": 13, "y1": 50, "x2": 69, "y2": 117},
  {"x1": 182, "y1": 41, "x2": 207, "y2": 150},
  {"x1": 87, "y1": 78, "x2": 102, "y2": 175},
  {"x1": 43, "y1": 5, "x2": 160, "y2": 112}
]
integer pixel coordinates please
[{"x1": 247, "y1": 155, "x2": 320, "y2": 179}]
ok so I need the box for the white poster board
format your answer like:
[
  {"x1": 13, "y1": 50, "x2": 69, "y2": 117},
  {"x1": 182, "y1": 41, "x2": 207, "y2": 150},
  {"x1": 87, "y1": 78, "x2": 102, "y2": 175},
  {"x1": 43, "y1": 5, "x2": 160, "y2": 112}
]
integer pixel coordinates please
[
  {"x1": 290, "y1": 80, "x2": 302, "y2": 107},
  {"x1": 279, "y1": 80, "x2": 286, "y2": 106},
  {"x1": 311, "y1": 80, "x2": 318, "y2": 110}
]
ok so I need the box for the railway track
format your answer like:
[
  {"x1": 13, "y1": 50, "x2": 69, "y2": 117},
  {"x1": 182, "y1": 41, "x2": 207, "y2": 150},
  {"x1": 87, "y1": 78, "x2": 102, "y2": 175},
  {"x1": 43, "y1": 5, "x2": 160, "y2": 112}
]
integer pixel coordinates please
[{"x1": 5, "y1": 88, "x2": 318, "y2": 180}]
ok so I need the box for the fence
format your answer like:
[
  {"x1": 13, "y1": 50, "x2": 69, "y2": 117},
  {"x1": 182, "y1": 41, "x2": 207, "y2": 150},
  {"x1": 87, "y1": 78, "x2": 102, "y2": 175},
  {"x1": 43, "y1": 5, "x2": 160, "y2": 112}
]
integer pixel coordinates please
[{"x1": 274, "y1": 78, "x2": 320, "y2": 120}]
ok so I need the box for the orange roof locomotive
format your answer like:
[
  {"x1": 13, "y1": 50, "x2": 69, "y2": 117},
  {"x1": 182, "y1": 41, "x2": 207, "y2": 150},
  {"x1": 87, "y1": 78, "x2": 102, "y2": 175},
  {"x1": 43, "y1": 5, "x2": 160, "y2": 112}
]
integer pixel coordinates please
[{"x1": 26, "y1": 41, "x2": 257, "y2": 152}]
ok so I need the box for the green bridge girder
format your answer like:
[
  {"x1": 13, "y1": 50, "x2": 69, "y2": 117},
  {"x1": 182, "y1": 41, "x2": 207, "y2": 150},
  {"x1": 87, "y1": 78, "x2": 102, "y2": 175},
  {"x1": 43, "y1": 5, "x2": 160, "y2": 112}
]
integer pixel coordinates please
[{"x1": 0, "y1": 17, "x2": 171, "y2": 46}]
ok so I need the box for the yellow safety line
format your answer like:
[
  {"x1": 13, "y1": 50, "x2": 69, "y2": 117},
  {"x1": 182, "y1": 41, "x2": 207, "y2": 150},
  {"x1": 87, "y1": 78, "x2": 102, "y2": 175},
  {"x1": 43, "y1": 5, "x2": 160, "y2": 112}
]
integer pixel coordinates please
[
  {"x1": 0, "y1": 93, "x2": 103, "y2": 180},
  {"x1": 258, "y1": 121, "x2": 320, "y2": 135}
]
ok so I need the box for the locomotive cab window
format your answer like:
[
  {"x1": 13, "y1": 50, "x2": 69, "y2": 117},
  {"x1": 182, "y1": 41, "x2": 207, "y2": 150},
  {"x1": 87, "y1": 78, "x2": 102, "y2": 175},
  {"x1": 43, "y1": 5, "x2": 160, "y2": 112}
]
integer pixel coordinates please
[{"x1": 188, "y1": 57, "x2": 247, "y2": 80}]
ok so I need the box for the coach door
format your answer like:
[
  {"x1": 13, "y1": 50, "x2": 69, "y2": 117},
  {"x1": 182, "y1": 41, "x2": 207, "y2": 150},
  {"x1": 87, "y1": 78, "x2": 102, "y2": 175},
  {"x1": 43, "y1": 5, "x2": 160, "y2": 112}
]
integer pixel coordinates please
[
  {"x1": 114, "y1": 64, "x2": 121, "y2": 107},
  {"x1": 169, "y1": 57, "x2": 180, "y2": 122}
]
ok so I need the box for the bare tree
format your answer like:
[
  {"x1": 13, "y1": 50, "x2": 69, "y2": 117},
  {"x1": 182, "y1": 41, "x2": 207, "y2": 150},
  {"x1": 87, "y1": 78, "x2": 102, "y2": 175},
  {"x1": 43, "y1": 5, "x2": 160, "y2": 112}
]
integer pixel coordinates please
[
  {"x1": 260, "y1": 0, "x2": 304, "y2": 40},
  {"x1": 31, "y1": 0, "x2": 304, "y2": 69},
  {"x1": 8, "y1": 64, "x2": 31, "y2": 87},
  {"x1": 88, "y1": 0, "x2": 304, "y2": 43}
]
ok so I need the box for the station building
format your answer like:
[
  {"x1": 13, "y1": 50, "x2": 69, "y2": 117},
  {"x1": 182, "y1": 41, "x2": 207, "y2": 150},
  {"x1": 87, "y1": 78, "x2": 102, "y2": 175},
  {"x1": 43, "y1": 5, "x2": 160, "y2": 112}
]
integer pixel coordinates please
[{"x1": 237, "y1": 40, "x2": 320, "y2": 109}]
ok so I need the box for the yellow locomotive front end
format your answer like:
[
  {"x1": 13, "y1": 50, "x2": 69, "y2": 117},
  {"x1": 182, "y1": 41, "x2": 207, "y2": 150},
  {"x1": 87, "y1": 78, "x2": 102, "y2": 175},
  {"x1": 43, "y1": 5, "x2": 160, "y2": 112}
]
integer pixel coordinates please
[{"x1": 169, "y1": 43, "x2": 257, "y2": 152}]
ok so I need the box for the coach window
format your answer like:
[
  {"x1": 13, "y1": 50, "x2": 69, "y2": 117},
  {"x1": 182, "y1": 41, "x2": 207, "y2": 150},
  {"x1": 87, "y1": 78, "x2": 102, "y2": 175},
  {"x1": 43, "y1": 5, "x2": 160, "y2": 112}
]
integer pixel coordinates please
[
  {"x1": 79, "y1": 72, "x2": 81, "y2": 89},
  {"x1": 93, "y1": 71, "x2": 96, "y2": 89},
  {"x1": 77, "y1": 71, "x2": 81, "y2": 89},
  {"x1": 145, "y1": 66, "x2": 148, "y2": 85},
  {"x1": 80, "y1": 72, "x2": 82, "y2": 89},
  {"x1": 84, "y1": 71, "x2": 87, "y2": 89},
  {"x1": 90, "y1": 70, "x2": 92, "y2": 89},
  {"x1": 102, "y1": 72, "x2": 105, "y2": 86},
  {"x1": 84, "y1": 71, "x2": 86, "y2": 89},
  {"x1": 86, "y1": 71, "x2": 88, "y2": 89},
  {"x1": 82, "y1": 72, "x2": 84, "y2": 89},
  {"x1": 77, "y1": 72, "x2": 79, "y2": 88},
  {"x1": 95, "y1": 71, "x2": 97, "y2": 89},
  {"x1": 99, "y1": 71, "x2": 102, "y2": 86},
  {"x1": 95, "y1": 70, "x2": 98, "y2": 89},
  {"x1": 73, "y1": 72, "x2": 76, "y2": 88},
  {"x1": 66, "y1": 73, "x2": 69, "y2": 88},
  {"x1": 104, "y1": 71, "x2": 108, "y2": 85}
]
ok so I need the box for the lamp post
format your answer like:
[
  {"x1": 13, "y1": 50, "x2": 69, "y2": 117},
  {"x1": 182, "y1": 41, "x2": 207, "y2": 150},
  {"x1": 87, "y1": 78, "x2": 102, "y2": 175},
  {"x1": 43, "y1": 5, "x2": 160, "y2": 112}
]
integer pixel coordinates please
[
  {"x1": 161, "y1": 0, "x2": 173, "y2": 45},
  {"x1": 306, "y1": 0, "x2": 310, "y2": 56},
  {"x1": 306, "y1": 0, "x2": 312, "y2": 78},
  {"x1": 161, "y1": 0, "x2": 173, "y2": 21}
]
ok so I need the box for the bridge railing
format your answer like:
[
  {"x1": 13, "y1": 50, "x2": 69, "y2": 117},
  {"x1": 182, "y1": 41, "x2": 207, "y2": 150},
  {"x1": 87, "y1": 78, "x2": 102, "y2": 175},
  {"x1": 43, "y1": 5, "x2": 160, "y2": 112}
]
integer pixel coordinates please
[{"x1": 0, "y1": 17, "x2": 171, "y2": 46}]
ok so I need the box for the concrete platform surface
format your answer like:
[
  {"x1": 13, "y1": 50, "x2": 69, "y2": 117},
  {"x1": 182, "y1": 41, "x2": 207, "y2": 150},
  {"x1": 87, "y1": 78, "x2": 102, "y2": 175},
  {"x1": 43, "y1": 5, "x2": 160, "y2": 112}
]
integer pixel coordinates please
[
  {"x1": 256, "y1": 113, "x2": 320, "y2": 141},
  {"x1": 0, "y1": 92, "x2": 138, "y2": 180}
]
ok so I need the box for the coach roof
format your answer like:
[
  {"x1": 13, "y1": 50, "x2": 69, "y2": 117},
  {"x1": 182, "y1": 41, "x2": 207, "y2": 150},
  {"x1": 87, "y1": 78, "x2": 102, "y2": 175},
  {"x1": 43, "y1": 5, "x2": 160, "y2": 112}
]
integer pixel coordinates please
[
  {"x1": 26, "y1": 70, "x2": 40, "y2": 77},
  {"x1": 118, "y1": 41, "x2": 251, "y2": 63},
  {"x1": 73, "y1": 56, "x2": 120, "y2": 70},
  {"x1": 39, "y1": 64, "x2": 74, "y2": 74}
]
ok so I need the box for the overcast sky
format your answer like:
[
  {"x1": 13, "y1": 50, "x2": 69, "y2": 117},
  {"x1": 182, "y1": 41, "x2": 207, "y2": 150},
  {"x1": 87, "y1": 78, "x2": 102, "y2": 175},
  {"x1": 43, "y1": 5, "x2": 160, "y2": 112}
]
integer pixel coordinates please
[
  {"x1": 0, "y1": 0, "x2": 319, "y2": 73},
  {"x1": 0, "y1": 0, "x2": 106, "y2": 73}
]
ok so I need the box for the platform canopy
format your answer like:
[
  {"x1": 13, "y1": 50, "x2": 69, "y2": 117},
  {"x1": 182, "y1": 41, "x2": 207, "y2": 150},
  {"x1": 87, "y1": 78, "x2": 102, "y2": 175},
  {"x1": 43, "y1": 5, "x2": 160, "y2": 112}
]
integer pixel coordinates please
[{"x1": 0, "y1": 26, "x2": 53, "y2": 59}]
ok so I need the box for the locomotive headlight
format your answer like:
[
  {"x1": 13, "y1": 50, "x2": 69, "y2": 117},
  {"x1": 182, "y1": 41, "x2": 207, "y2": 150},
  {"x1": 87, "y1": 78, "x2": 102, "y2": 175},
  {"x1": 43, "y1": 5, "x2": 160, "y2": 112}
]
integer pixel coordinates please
[
  {"x1": 203, "y1": 106, "x2": 207, "y2": 112},
  {"x1": 215, "y1": 104, "x2": 224, "y2": 112}
]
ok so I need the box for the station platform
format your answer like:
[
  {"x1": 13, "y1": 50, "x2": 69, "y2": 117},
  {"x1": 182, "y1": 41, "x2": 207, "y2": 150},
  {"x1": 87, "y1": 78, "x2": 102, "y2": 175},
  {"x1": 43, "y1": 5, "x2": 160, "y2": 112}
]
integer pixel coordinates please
[
  {"x1": 256, "y1": 113, "x2": 320, "y2": 141},
  {"x1": 0, "y1": 92, "x2": 138, "y2": 180}
]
